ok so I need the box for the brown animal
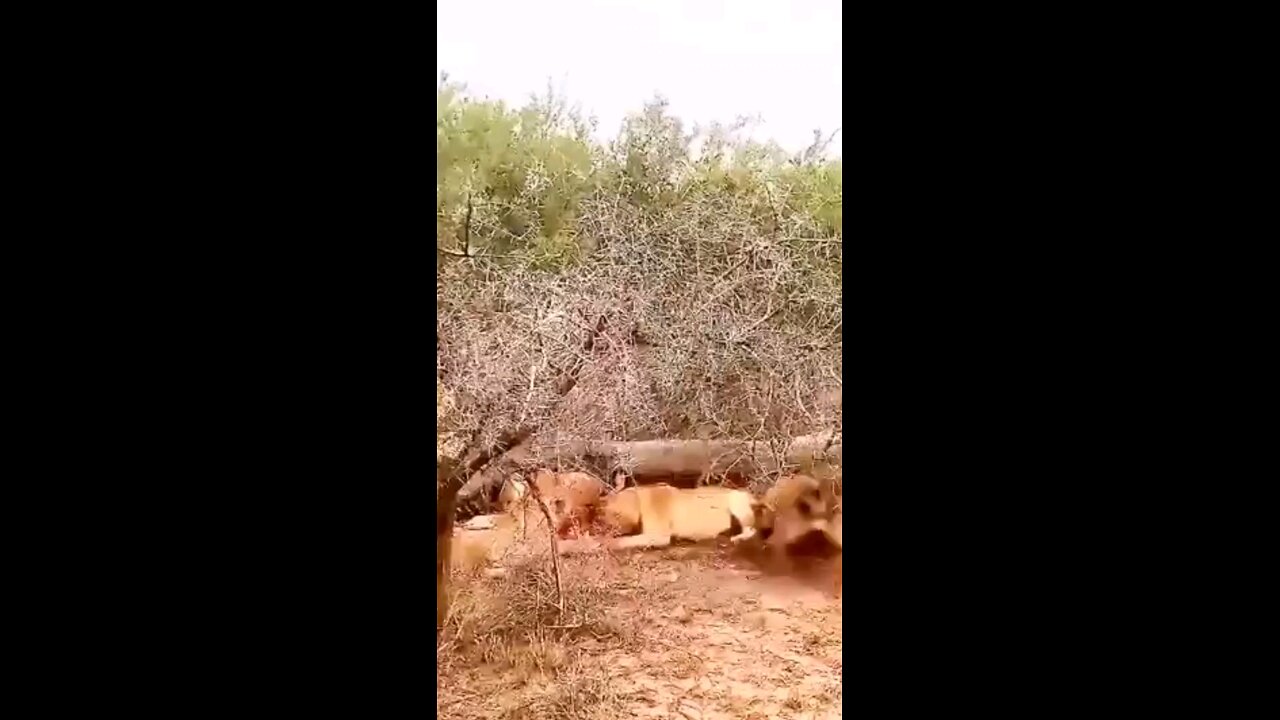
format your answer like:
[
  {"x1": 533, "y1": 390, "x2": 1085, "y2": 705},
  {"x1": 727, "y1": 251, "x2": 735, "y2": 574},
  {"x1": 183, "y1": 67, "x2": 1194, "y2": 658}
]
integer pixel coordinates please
[
  {"x1": 451, "y1": 512, "x2": 521, "y2": 572},
  {"x1": 530, "y1": 469, "x2": 608, "y2": 537},
  {"x1": 497, "y1": 474, "x2": 529, "y2": 513},
  {"x1": 577, "y1": 483, "x2": 759, "y2": 551},
  {"x1": 753, "y1": 474, "x2": 842, "y2": 570}
]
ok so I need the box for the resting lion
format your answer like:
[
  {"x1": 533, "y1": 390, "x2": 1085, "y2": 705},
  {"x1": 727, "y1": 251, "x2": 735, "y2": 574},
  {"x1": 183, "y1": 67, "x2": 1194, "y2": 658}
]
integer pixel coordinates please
[
  {"x1": 529, "y1": 469, "x2": 608, "y2": 537},
  {"x1": 562, "y1": 483, "x2": 759, "y2": 552}
]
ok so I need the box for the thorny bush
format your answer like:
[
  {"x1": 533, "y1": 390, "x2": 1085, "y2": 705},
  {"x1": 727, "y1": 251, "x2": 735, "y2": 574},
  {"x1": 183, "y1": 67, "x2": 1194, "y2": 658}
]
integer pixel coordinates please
[{"x1": 437, "y1": 77, "x2": 841, "y2": 470}]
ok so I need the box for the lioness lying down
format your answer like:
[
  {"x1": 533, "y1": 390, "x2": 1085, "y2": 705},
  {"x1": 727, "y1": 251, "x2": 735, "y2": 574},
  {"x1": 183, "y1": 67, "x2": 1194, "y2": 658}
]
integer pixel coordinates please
[{"x1": 560, "y1": 484, "x2": 759, "y2": 552}]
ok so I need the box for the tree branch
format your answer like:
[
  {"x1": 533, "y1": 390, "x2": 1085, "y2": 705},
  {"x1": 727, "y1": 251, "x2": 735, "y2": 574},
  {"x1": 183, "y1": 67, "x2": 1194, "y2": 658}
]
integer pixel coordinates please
[{"x1": 525, "y1": 480, "x2": 564, "y2": 616}]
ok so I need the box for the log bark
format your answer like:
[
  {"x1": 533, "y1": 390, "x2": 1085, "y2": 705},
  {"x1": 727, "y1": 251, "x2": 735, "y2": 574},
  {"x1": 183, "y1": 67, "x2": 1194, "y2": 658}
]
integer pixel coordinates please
[
  {"x1": 560, "y1": 433, "x2": 842, "y2": 478},
  {"x1": 456, "y1": 432, "x2": 841, "y2": 517}
]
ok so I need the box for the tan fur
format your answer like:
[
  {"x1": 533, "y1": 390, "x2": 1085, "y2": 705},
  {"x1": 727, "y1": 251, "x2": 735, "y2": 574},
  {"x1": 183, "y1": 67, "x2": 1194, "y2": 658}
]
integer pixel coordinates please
[
  {"x1": 753, "y1": 474, "x2": 841, "y2": 570},
  {"x1": 530, "y1": 469, "x2": 559, "y2": 497},
  {"x1": 496, "y1": 475, "x2": 532, "y2": 532},
  {"x1": 450, "y1": 513, "x2": 521, "y2": 571},
  {"x1": 498, "y1": 475, "x2": 528, "y2": 512},
  {"x1": 529, "y1": 469, "x2": 608, "y2": 537},
  {"x1": 583, "y1": 484, "x2": 759, "y2": 551}
]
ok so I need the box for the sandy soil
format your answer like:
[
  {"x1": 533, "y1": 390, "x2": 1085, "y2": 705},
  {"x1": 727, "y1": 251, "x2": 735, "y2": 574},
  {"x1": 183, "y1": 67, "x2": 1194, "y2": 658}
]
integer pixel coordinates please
[{"x1": 438, "y1": 511, "x2": 842, "y2": 720}]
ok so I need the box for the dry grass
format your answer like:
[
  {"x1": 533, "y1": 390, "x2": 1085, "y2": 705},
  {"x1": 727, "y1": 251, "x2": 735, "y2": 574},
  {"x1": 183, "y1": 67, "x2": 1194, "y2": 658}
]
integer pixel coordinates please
[
  {"x1": 438, "y1": 543, "x2": 647, "y2": 720},
  {"x1": 440, "y1": 521, "x2": 842, "y2": 720}
]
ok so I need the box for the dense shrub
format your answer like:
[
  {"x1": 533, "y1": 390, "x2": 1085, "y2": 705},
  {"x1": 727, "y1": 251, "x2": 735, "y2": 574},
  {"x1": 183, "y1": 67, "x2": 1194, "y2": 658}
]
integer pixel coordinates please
[
  {"x1": 437, "y1": 79, "x2": 840, "y2": 269},
  {"x1": 437, "y1": 77, "x2": 841, "y2": 452}
]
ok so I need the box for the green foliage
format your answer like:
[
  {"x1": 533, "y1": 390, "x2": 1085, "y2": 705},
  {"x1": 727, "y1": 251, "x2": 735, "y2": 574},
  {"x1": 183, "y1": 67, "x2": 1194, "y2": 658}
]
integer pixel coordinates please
[
  {"x1": 437, "y1": 79, "x2": 597, "y2": 258},
  {"x1": 437, "y1": 79, "x2": 841, "y2": 269}
]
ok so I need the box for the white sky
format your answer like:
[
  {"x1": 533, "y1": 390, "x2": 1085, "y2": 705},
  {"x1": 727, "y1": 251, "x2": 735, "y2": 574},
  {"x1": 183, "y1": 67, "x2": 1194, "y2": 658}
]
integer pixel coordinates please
[{"x1": 437, "y1": 0, "x2": 842, "y2": 158}]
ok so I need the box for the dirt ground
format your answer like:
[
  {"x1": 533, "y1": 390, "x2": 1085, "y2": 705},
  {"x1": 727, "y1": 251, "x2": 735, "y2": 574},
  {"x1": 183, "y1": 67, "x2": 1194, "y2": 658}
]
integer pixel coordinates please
[{"x1": 438, "y1": 510, "x2": 842, "y2": 720}]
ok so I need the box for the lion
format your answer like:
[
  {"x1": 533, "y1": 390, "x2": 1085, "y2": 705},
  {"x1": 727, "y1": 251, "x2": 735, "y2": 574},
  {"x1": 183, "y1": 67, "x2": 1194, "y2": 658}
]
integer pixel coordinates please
[
  {"x1": 497, "y1": 474, "x2": 528, "y2": 512},
  {"x1": 529, "y1": 469, "x2": 608, "y2": 538},
  {"x1": 562, "y1": 483, "x2": 759, "y2": 552},
  {"x1": 752, "y1": 474, "x2": 842, "y2": 570},
  {"x1": 451, "y1": 513, "x2": 521, "y2": 572}
]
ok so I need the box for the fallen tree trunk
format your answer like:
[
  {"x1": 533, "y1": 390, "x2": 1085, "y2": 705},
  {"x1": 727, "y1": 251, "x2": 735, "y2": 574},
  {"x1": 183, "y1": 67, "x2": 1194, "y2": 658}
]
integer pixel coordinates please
[
  {"x1": 456, "y1": 432, "x2": 841, "y2": 518},
  {"x1": 554, "y1": 433, "x2": 841, "y2": 477}
]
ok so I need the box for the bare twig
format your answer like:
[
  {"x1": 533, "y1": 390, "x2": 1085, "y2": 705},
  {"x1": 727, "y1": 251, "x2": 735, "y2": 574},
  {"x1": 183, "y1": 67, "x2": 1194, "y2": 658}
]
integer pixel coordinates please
[{"x1": 525, "y1": 480, "x2": 565, "y2": 617}]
